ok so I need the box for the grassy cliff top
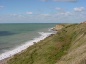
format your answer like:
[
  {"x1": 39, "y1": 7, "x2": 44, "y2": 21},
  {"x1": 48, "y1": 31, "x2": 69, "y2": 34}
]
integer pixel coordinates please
[{"x1": 7, "y1": 23, "x2": 86, "y2": 64}]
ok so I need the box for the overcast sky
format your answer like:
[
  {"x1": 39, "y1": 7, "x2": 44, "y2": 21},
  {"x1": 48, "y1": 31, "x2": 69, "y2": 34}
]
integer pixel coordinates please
[{"x1": 0, "y1": 0, "x2": 86, "y2": 23}]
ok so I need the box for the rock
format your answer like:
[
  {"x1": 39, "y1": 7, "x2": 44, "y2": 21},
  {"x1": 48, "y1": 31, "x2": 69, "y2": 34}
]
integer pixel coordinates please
[{"x1": 53, "y1": 25, "x2": 64, "y2": 31}]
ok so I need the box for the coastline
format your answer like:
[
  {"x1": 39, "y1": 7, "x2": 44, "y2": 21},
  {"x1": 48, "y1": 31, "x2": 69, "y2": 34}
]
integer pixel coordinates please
[
  {"x1": 1, "y1": 23, "x2": 86, "y2": 64},
  {"x1": 0, "y1": 30, "x2": 56, "y2": 64}
]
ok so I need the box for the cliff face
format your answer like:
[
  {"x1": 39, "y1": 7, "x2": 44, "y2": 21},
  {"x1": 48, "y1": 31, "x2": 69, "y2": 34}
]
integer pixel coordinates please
[{"x1": 53, "y1": 25, "x2": 64, "y2": 31}]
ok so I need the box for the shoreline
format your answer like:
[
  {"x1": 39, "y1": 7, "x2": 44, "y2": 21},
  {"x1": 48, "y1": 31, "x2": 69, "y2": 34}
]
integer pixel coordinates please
[
  {"x1": 0, "y1": 31, "x2": 56, "y2": 64},
  {"x1": 5, "y1": 23, "x2": 86, "y2": 64}
]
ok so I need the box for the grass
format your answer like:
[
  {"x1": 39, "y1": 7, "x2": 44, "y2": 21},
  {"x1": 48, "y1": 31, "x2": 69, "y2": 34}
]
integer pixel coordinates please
[
  {"x1": 7, "y1": 23, "x2": 86, "y2": 64},
  {"x1": 8, "y1": 34, "x2": 71, "y2": 64},
  {"x1": 56, "y1": 23, "x2": 86, "y2": 64}
]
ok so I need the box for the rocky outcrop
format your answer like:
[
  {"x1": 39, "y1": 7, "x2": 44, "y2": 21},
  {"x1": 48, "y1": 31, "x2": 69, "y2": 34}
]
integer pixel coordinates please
[
  {"x1": 81, "y1": 21, "x2": 86, "y2": 24},
  {"x1": 53, "y1": 25, "x2": 64, "y2": 31}
]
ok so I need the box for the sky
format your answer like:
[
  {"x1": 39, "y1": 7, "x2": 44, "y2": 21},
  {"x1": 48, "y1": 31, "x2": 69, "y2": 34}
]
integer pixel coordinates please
[{"x1": 0, "y1": 0, "x2": 86, "y2": 23}]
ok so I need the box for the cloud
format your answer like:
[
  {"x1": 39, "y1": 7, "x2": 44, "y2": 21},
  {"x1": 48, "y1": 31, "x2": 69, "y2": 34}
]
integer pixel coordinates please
[
  {"x1": 41, "y1": 14, "x2": 50, "y2": 16},
  {"x1": 11, "y1": 14, "x2": 18, "y2": 16},
  {"x1": 41, "y1": 0, "x2": 48, "y2": 2},
  {"x1": 10, "y1": 14, "x2": 25, "y2": 18},
  {"x1": 60, "y1": 12, "x2": 72, "y2": 16},
  {"x1": 0, "y1": 6, "x2": 86, "y2": 23},
  {"x1": 53, "y1": 0, "x2": 77, "y2": 2},
  {"x1": 55, "y1": 7, "x2": 63, "y2": 10},
  {"x1": 55, "y1": 7, "x2": 65, "y2": 13},
  {"x1": 40, "y1": 0, "x2": 77, "y2": 2},
  {"x1": 0, "y1": 6, "x2": 4, "y2": 9},
  {"x1": 26, "y1": 12, "x2": 33, "y2": 15},
  {"x1": 0, "y1": 18, "x2": 1, "y2": 20},
  {"x1": 74, "y1": 7, "x2": 85, "y2": 12}
]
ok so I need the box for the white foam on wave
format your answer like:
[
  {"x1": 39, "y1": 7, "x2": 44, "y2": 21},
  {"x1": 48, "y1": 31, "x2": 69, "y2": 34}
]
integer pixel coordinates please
[
  {"x1": 48, "y1": 27, "x2": 54, "y2": 31},
  {"x1": 0, "y1": 32, "x2": 55, "y2": 61}
]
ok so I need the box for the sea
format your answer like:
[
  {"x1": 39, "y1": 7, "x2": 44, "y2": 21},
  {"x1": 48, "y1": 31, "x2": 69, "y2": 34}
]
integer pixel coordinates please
[{"x1": 0, "y1": 23, "x2": 57, "y2": 60}]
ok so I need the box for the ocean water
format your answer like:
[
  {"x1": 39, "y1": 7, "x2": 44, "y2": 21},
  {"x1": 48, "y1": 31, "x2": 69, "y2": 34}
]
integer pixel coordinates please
[{"x1": 0, "y1": 23, "x2": 57, "y2": 60}]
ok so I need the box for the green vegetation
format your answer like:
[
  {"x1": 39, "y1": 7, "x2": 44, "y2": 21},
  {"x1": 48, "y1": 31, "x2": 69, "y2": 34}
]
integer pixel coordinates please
[{"x1": 7, "y1": 23, "x2": 86, "y2": 64}]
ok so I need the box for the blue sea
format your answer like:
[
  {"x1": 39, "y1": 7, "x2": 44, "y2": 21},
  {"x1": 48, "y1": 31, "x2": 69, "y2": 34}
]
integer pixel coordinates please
[{"x1": 0, "y1": 23, "x2": 57, "y2": 60}]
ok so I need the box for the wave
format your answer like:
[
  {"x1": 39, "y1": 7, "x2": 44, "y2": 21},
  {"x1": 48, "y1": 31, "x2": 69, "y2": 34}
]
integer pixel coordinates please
[{"x1": 0, "y1": 31, "x2": 55, "y2": 61}]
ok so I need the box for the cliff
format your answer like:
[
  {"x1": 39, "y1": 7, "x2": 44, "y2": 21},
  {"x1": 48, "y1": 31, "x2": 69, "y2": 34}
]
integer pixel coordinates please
[{"x1": 53, "y1": 24, "x2": 64, "y2": 31}]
